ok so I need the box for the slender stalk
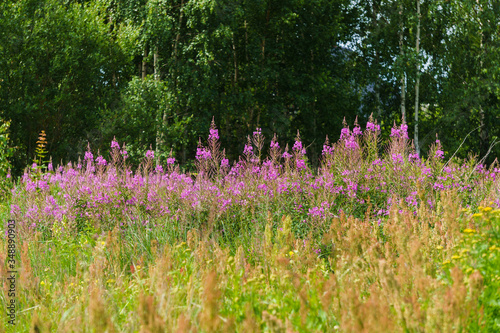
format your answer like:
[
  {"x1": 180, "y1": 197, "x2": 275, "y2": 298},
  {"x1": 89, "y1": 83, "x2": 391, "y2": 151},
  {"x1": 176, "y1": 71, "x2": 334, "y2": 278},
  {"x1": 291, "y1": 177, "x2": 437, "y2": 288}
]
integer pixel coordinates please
[{"x1": 414, "y1": 0, "x2": 421, "y2": 155}]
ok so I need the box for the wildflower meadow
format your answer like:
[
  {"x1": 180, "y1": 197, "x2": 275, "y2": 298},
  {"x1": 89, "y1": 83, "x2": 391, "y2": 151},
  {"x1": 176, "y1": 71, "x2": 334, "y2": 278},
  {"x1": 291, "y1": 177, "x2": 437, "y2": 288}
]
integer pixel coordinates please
[{"x1": 1, "y1": 118, "x2": 500, "y2": 332}]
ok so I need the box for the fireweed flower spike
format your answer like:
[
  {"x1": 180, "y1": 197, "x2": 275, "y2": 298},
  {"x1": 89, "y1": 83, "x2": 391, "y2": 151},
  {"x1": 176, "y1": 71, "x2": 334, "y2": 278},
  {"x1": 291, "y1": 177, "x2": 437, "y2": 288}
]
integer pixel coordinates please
[
  {"x1": 111, "y1": 137, "x2": 120, "y2": 149},
  {"x1": 243, "y1": 136, "x2": 254, "y2": 160},
  {"x1": 366, "y1": 121, "x2": 380, "y2": 132},
  {"x1": 84, "y1": 150, "x2": 93, "y2": 161},
  {"x1": 323, "y1": 145, "x2": 334, "y2": 155},
  {"x1": 96, "y1": 156, "x2": 107, "y2": 166},
  {"x1": 243, "y1": 144, "x2": 253, "y2": 155},
  {"x1": 208, "y1": 128, "x2": 219, "y2": 141},
  {"x1": 340, "y1": 126, "x2": 350, "y2": 140},
  {"x1": 434, "y1": 138, "x2": 444, "y2": 159},
  {"x1": 196, "y1": 147, "x2": 211, "y2": 160},
  {"x1": 390, "y1": 122, "x2": 409, "y2": 139}
]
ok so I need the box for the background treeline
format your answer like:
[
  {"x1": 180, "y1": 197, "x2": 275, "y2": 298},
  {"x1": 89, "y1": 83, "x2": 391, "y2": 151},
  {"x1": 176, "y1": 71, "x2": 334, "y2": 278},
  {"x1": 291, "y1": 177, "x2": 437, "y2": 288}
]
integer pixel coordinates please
[{"x1": 1, "y1": 0, "x2": 499, "y2": 176}]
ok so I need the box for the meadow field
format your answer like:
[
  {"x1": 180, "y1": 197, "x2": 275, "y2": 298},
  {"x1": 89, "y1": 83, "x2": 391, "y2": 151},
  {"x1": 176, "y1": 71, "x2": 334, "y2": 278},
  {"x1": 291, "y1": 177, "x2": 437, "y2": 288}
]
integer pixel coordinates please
[{"x1": 1, "y1": 120, "x2": 500, "y2": 332}]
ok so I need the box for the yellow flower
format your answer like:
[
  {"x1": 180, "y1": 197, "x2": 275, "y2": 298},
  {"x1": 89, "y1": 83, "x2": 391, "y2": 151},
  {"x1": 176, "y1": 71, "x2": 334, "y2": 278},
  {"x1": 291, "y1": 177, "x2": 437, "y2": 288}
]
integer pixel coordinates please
[
  {"x1": 451, "y1": 255, "x2": 461, "y2": 260},
  {"x1": 442, "y1": 260, "x2": 451, "y2": 265},
  {"x1": 436, "y1": 245, "x2": 444, "y2": 250},
  {"x1": 483, "y1": 207, "x2": 492, "y2": 212},
  {"x1": 490, "y1": 245, "x2": 497, "y2": 251},
  {"x1": 472, "y1": 213, "x2": 483, "y2": 218},
  {"x1": 466, "y1": 267, "x2": 473, "y2": 274},
  {"x1": 106, "y1": 279, "x2": 115, "y2": 284},
  {"x1": 463, "y1": 228, "x2": 476, "y2": 234},
  {"x1": 40, "y1": 281, "x2": 45, "y2": 286},
  {"x1": 289, "y1": 251, "x2": 294, "y2": 257}
]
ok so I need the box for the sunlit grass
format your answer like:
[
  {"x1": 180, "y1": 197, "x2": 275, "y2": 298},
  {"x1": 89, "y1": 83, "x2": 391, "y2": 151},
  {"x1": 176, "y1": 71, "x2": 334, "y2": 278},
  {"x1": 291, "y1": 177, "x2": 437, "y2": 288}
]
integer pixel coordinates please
[{"x1": 1, "y1": 120, "x2": 499, "y2": 332}]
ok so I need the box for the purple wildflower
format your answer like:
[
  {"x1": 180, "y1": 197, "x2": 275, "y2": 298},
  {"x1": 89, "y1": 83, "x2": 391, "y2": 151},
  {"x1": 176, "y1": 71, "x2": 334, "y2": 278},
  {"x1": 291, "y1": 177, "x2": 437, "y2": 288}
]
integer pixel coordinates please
[
  {"x1": 208, "y1": 128, "x2": 219, "y2": 141},
  {"x1": 84, "y1": 151, "x2": 93, "y2": 161},
  {"x1": 111, "y1": 138, "x2": 120, "y2": 149},
  {"x1": 243, "y1": 144, "x2": 253, "y2": 155},
  {"x1": 96, "y1": 156, "x2": 107, "y2": 166}
]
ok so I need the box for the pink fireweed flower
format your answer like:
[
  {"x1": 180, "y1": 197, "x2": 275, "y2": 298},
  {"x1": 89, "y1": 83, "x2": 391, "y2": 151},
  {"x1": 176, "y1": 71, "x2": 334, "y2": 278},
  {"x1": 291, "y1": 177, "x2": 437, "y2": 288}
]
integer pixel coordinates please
[
  {"x1": 308, "y1": 206, "x2": 324, "y2": 218},
  {"x1": 433, "y1": 182, "x2": 444, "y2": 190},
  {"x1": 96, "y1": 156, "x2": 107, "y2": 166},
  {"x1": 84, "y1": 151, "x2": 93, "y2": 161},
  {"x1": 435, "y1": 149, "x2": 444, "y2": 159},
  {"x1": 48, "y1": 163, "x2": 53, "y2": 171},
  {"x1": 391, "y1": 153, "x2": 403, "y2": 164},
  {"x1": 344, "y1": 136, "x2": 359, "y2": 150},
  {"x1": 145, "y1": 150, "x2": 155, "y2": 159},
  {"x1": 32, "y1": 163, "x2": 37, "y2": 169},
  {"x1": 270, "y1": 140, "x2": 280, "y2": 150},
  {"x1": 196, "y1": 147, "x2": 211, "y2": 160},
  {"x1": 37, "y1": 180, "x2": 49, "y2": 191},
  {"x1": 282, "y1": 151, "x2": 292, "y2": 159},
  {"x1": 155, "y1": 165, "x2": 164, "y2": 173},
  {"x1": 221, "y1": 158, "x2": 229, "y2": 168},
  {"x1": 390, "y1": 123, "x2": 409, "y2": 139},
  {"x1": 405, "y1": 192, "x2": 418, "y2": 207},
  {"x1": 243, "y1": 144, "x2": 253, "y2": 155},
  {"x1": 296, "y1": 159, "x2": 306, "y2": 170},
  {"x1": 208, "y1": 128, "x2": 219, "y2": 141},
  {"x1": 366, "y1": 121, "x2": 380, "y2": 132},
  {"x1": 322, "y1": 144, "x2": 334, "y2": 155},
  {"x1": 353, "y1": 126, "x2": 362, "y2": 136},
  {"x1": 340, "y1": 127, "x2": 350, "y2": 140},
  {"x1": 111, "y1": 138, "x2": 120, "y2": 149},
  {"x1": 409, "y1": 153, "x2": 419, "y2": 161},
  {"x1": 167, "y1": 157, "x2": 176, "y2": 165},
  {"x1": 253, "y1": 128, "x2": 262, "y2": 137},
  {"x1": 292, "y1": 140, "x2": 303, "y2": 152},
  {"x1": 401, "y1": 123, "x2": 408, "y2": 138}
]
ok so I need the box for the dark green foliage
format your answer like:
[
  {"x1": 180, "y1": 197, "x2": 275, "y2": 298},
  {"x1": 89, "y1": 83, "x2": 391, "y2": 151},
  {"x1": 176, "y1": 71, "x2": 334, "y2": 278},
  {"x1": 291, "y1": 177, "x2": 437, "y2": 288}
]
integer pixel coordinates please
[{"x1": 0, "y1": 0, "x2": 499, "y2": 176}]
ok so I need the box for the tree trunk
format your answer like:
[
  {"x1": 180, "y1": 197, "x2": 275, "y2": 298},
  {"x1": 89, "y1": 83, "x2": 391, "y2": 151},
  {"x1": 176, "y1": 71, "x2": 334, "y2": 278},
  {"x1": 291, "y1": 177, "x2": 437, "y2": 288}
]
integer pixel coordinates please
[
  {"x1": 154, "y1": 47, "x2": 164, "y2": 166},
  {"x1": 476, "y1": 0, "x2": 488, "y2": 156},
  {"x1": 399, "y1": 2, "x2": 406, "y2": 122},
  {"x1": 371, "y1": 1, "x2": 381, "y2": 119},
  {"x1": 232, "y1": 33, "x2": 238, "y2": 87},
  {"x1": 142, "y1": 46, "x2": 148, "y2": 80},
  {"x1": 173, "y1": 0, "x2": 185, "y2": 92},
  {"x1": 414, "y1": 0, "x2": 421, "y2": 155}
]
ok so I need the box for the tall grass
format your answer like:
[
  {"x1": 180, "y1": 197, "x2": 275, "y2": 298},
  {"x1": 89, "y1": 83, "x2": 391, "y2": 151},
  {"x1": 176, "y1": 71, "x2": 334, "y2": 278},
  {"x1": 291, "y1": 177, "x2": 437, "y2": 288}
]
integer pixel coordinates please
[{"x1": 1, "y1": 118, "x2": 499, "y2": 332}]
